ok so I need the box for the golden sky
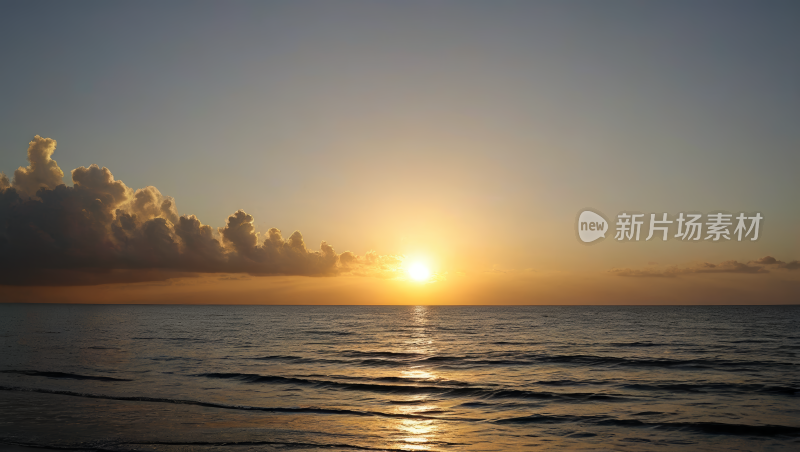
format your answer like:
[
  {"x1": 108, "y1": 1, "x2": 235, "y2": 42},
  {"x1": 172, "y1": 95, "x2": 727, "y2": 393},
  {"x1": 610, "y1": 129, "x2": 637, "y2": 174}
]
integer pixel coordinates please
[{"x1": 1, "y1": 3, "x2": 798, "y2": 304}]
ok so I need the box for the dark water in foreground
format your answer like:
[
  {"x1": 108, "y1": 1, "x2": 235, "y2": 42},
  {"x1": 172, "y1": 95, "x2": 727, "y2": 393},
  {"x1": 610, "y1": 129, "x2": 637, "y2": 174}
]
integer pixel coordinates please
[{"x1": 0, "y1": 304, "x2": 798, "y2": 451}]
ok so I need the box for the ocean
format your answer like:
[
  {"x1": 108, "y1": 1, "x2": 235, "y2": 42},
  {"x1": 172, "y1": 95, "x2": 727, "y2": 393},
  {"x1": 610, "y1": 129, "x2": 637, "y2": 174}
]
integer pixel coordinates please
[{"x1": 0, "y1": 304, "x2": 798, "y2": 451}]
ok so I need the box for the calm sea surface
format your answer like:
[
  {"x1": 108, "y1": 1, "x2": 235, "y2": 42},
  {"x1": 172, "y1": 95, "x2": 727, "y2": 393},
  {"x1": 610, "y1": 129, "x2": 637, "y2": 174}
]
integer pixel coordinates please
[{"x1": 0, "y1": 304, "x2": 798, "y2": 451}]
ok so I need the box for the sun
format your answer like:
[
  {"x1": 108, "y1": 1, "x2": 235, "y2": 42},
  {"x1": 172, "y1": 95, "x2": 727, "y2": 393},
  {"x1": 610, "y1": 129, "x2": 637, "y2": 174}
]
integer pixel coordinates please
[{"x1": 408, "y1": 263, "x2": 431, "y2": 282}]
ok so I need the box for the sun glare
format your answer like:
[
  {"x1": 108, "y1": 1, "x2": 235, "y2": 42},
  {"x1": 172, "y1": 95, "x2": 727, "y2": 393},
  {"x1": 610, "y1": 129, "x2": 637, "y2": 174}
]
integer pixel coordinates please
[{"x1": 408, "y1": 263, "x2": 431, "y2": 282}]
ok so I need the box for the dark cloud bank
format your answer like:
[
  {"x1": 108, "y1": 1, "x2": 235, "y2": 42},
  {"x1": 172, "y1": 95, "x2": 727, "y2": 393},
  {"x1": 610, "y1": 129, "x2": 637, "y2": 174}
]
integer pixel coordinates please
[{"x1": 0, "y1": 136, "x2": 399, "y2": 286}]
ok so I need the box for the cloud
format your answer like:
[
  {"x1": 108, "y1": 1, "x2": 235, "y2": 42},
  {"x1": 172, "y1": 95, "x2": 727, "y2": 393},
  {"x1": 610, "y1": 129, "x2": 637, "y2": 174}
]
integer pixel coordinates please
[
  {"x1": 750, "y1": 255, "x2": 800, "y2": 270},
  {"x1": 609, "y1": 268, "x2": 677, "y2": 278},
  {"x1": 130, "y1": 185, "x2": 178, "y2": 224},
  {"x1": 609, "y1": 255, "x2": 798, "y2": 278},
  {"x1": 0, "y1": 136, "x2": 402, "y2": 285},
  {"x1": 484, "y1": 264, "x2": 510, "y2": 274},
  {"x1": 218, "y1": 209, "x2": 259, "y2": 256},
  {"x1": 784, "y1": 261, "x2": 800, "y2": 270},
  {"x1": 11, "y1": 135, "x2": 65, "y2": 198}
]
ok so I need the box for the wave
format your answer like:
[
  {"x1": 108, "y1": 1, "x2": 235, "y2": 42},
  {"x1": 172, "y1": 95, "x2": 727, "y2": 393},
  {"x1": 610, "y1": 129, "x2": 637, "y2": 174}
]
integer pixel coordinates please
[
  {"x1": 533, "y1": 379, "x2": 609, "y2": 387},
  {"x1": 306, "y1": 373, "x2": 478, "y2": 387},
  {"x1": 248, "y1": 355, "x2": 355, "y2": 366},
  {"x1": 387, "y1": 399, "x2": 440, "y2": 405},
  {"x1": 341, "y1": 350, "x2": 426, "y2": 358},
  {"x1": 133, "y1": 439, "x2": 453, "y2": 451},
  {"x1": 419, "y1": 353, "x2": 795, "y2": 371},
  {"x1": 357, "y1": 358, "x2": 410, "y2": 367},
  {"x1": 243, "y1": 351, "x2": 796, "y2": 373},
  {"x1": 624, "y1": 382, "x2": 799, "y2": 396},
  {"x1": 489, "y1": 353, "x2": 796, "y2": 369},
  {"x1": 303, "y1": 330, "x2": 357, "y2": 336},
  {"x1": 493, "y1": 414, "x2": 800, "y2": 437},
  {"x1": 491, "y1": 341, "x2": 537, "y2": 345},
  {"x1": 197, "y1": 372, "x2": 629, "y2": 402},
  {"x1": 249, "y1": 354, "x2": 305, "y2": 361},
  {"x1": 0, "y1": 437, "x2": 423, "y2": 452},
  {"x1": 0, "y1": 385, "x2": 468, "y2": 421},
  {"x1": 608, "y1": 342, "x2": 667, "y2": 347},
  {"x1": 0, "y1": 370, "x2": 131, "y2": 382}
]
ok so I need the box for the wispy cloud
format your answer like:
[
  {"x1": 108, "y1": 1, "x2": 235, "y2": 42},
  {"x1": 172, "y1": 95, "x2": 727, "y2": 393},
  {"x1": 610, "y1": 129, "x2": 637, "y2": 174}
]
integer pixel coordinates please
[
  {"x1": 609, "y1": 256, "x2": 799, "y2": 278},
  {"x1": 752, "y1": 256, "x2": 800, "y2": 270}
]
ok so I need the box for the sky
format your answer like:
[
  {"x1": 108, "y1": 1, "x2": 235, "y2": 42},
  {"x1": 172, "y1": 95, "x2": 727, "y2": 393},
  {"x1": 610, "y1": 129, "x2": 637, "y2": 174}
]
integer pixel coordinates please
[{"x1": 1, "y1": 0, "x2": 798, "y2": 304}]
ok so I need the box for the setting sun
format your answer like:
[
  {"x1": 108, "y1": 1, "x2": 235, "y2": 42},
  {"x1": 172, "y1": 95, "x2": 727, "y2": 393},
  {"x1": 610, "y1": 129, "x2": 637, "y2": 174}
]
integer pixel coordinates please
[
  {"x1": 408, "y1": 263, "x2": 431, "y2": 282},
  {"x1": 0, "y1": 3, "x2": 797, "y2": 452}
]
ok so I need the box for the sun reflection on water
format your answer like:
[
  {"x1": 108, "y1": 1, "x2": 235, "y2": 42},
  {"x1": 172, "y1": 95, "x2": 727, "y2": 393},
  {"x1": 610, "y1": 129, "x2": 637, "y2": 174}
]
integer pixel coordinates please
[
  {"x1": 396, "y1": 417, "x2": 439, "y2": 450},
  {"x1": 401, "y1": 367, "x2": 436, "y2": 381},
  {"x1": 381, "y1": 306, "x2": 445, "y2": 450}
]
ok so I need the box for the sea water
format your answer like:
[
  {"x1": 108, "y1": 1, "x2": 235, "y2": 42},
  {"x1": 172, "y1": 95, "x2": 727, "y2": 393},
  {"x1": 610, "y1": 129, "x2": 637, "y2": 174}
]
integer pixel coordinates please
[{"x1": 0, "y1": 304, "x2": 798, "y2": 451}]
